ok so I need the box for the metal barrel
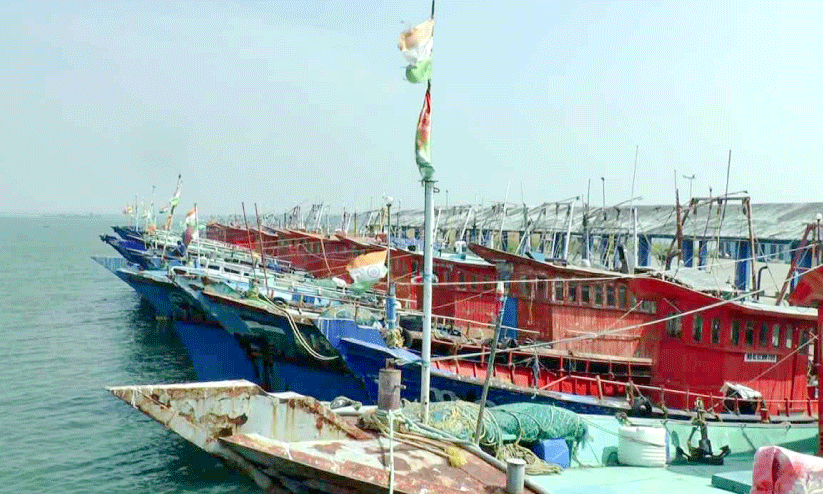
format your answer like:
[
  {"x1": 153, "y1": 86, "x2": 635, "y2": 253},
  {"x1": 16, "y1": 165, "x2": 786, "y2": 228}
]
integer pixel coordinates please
[{"x1": 378, "y1": 367, "x2": 402, "y2": 411}]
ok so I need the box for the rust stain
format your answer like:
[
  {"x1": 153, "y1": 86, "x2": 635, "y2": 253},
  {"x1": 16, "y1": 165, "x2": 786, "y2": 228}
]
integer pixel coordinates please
[
  {"x1": 227, "y1": 414, "x2": 248, "y2": 426},
  {"x1": 391, "y1": 457, "x2": 411, "y2": 472},
  {"x1": 285, "y1": 396, "x2": 371, "y2": 440},
  {"x1": 312, "y1": 442, "x2": 345, "y2": 455}
]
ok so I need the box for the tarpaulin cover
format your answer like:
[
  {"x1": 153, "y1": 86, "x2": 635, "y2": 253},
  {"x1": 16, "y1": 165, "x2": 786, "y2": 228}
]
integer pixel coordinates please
[{"x1": 751, "y1": 445, "x2": 823, "y2": 494}]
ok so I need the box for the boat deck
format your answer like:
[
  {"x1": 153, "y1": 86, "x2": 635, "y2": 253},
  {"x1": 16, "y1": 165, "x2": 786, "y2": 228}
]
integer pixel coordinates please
[{"x1": 534, "y1": 458, "x2": 755, "y2": 494}]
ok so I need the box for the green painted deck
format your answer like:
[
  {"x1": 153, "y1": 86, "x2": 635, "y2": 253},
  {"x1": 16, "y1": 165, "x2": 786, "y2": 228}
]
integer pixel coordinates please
[
  {"x1": 711, "y1": 470, "x2": 754, "y2": 494},
  {"x1": 532, "y1": 464, "x2": 741, "y2": 494},
  {"x1": 528, "y1": 413, "x2": 818, "y2": 493}
]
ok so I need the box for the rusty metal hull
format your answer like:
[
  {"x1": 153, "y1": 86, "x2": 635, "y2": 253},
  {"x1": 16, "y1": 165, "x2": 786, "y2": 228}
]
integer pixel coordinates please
[{"x1": 108, "y1": 380, "x2": 536, "y2": 494}]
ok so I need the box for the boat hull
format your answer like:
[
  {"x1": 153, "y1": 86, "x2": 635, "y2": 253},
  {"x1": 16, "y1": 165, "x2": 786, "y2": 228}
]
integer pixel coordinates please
[
  {"x1": 114, "y1": 269, "x2": 178, "y2": 318},
  {"x1": 171, "y1": 318, "x2": 373, "y2": 403}
]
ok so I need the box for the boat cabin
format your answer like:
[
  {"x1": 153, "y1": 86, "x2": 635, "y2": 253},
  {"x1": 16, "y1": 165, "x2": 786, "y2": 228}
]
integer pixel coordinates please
[
  {"x1": 631, "y1": 276, "x2": 817, "y2": 415},
  {"x1": 469, "y1": 243, "x2": 658, "y2": 359}
]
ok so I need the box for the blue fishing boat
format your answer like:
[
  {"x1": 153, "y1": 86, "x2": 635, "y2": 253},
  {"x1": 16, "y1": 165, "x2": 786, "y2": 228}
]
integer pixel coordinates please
[
  {"x1": 162, "y1": 275, "x2": 684, "y2": 418},
  {"x1": 167, "y1": 274, "x2": 375, "y2": 402}
]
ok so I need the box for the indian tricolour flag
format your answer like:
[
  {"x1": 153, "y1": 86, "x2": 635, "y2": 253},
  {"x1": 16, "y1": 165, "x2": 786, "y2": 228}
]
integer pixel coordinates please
[
  {"x1": 346, "y1": 250, "x2": 388, "y2": 284},
  {"x1": 169, "y1": 177, "x2": 182, "y2": 207},
  {"x1": 415, "y1": 88, "x2": 433, "y2": 180},
  {"x1": 183, "y1": 207, "x2": 198, "y2": 246},
  {"x1": 398, "y1": 18, "x2": 433, "y2": 83}
]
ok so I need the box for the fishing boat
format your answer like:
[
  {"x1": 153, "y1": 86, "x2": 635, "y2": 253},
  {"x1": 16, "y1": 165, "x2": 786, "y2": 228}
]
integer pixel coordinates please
[
  {"x1": 108, "y1": 380, "x2": 555, "y2": 494},
  {"x1": 108, "y1": 378, "x2": 819, "y2": 494},
  {"x1": 434, "y1": 242, "x2": 820, "y2": 420},
  {"x1": 205, "y1": 224, "x2": 379, "y2": 278},
  {"x1": 166, "y1": 272, "x2": 389, "y2": 403}
]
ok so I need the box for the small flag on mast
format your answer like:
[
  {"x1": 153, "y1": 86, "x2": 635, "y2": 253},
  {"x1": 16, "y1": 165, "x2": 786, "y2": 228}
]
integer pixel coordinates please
[
  {"x1": 183, "y1": 206, "x2": 198, "y2": 246},
  {"x1": 159, "y1": 175, "x2": 182, "y2": 214},
  {"x1": 346, "y1": 250, "x2": 388, "y2": 284},
  {"x1": 168, "y1": 175, "x2": 182, "y2": 207}
]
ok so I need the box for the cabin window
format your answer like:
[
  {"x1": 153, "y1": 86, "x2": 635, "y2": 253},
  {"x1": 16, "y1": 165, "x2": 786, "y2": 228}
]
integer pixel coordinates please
[
  {"x1": 412, "y1": 261, "x2": 419, "y2": 274},
  {"x1": 666, "y1": 315, "x2": 682, "y2": 338},
  {"x1": 693, "y1": 315, "x2": 703, "y2": 342},
  {"x1": 542, "y1": 278, "x2": 550, "y2": 299},
  {"x1": 568, "y1": 282, "x2": 578, "y2": 303},
  {"x1": 554, "y1": 281, "x2": 564, "y2": 302},
  {"x1": 785, "y1": 326, "x2": 793, "y2": 348},
  {"x1": 759, "y1": 323, "x2": 769, "y2": 347},
  {"x1": 581, "y1": 284, "x2": 591, "y2": 304},
  {"x1": 731, "y1": 320, "x2": 741, "y2": 346},
  {"x1": 711, "y1": 319, "x2": 721, "y2": 344},
  {"x1": 745, "y1": 321, "x2": 755, "y2": 347},
  {"x1": 606, "y1": 286, "x2": 616, "y2": 307},
  {"x1": 641, "y1": 300, "x2": 657, "y2": 314},
  {"x1": 594, "y1": 285, "x2": 603, "y2": 306},
  {"x1": 618, "y1": 285, "x2": 628, "y2": 309},
  {"x1": 471, "y1": 275, "x2": 477, "y2": 292},
  {"x1": 459, "y1": 273, "x2": 466, "y2": 291},
  {"x1": 803, "y1": 330, "x2": 813, "y2": 356},
  {"x1": 522, "y1": 276, "x2": 531, "y2": 298},
  {"x1": 772, "y1": 324, "x2": 781, "y2": 348}
]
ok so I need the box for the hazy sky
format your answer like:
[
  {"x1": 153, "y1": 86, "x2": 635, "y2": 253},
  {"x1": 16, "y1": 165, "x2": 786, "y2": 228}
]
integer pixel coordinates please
[{"x1": 1, "y1": 1, "x2": 820, "y2": 215}]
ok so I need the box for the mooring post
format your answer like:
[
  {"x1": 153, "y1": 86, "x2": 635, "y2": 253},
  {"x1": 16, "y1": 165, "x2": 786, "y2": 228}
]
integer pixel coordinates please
[
  {"x1": 378, "y1": 364, "x2": 402, "y2": 412},
  {"x1": 505, "y1": 458, "x2": 526, "y2": 494}
]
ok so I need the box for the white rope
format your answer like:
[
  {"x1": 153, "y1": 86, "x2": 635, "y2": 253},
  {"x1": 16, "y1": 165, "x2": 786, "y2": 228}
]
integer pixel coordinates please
[
  {"x1": 266, "y1": 302, "x2": 339, "y2": 361},
  {"x1": 388, "y1": 409, "x2": 396, "y2": 494}
]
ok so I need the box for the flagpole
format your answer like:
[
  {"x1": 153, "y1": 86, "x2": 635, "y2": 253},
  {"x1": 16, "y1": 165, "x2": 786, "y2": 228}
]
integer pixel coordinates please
[
  {"x1": 421, "y1": 176, "x2": 434, "y2": 424},
  {"x1": 420, "y1": 0, "x2": 435, "y2": 425},
  {"x1": 254, "y1": 203, "x2": 271, "y2": 297}
]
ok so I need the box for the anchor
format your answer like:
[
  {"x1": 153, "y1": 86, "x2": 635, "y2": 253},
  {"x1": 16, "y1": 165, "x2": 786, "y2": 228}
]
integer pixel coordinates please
[{"x1": 674, "y1": 398, "x2": 730, "y2": 465}]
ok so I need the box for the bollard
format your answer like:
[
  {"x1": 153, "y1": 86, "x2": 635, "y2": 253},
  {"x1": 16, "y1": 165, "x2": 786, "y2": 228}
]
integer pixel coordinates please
[
  {"x1": 378, "y1": 367, "x2": 402, "y2": 411},
  {"x1": 505, "y1": 458, "x2": 526, "y2": 494}
]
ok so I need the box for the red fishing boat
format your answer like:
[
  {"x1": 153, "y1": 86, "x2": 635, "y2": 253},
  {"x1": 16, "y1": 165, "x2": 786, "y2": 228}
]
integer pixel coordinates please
[
  {"x1": 442, "y1": 243, "x2": 820, "y2": 419},
  {"x1": 206, "y1": 224, "x2": 377, "y2": 278},
  {"x1": 335, "y1": 235, "x2": 500, "y2": 326}
]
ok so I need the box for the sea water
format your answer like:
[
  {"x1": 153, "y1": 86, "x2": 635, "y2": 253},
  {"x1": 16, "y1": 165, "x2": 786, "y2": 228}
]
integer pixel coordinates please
[{"x1": 0, "y1": 215, "x2": 255, "y2": 493}]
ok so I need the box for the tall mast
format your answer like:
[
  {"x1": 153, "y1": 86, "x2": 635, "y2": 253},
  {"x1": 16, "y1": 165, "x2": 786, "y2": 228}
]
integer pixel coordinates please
[
  {"x1": 629, "y1": 146, "x2": 638, "y2": 272},
  {"x1": 419, "y1": 0, "x2": 435, "y2": 424}
]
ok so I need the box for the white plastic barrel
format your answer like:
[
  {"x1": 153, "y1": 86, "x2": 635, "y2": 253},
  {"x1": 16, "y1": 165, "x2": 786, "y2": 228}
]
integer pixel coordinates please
[{"x1": 617, "y1": 426, "x2": 668, "y2": 467}]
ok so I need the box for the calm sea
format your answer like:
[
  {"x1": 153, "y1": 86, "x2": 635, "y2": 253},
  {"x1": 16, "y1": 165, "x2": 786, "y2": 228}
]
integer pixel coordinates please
[{"x1": 0, "y1": 215, "x2": 256, "y2": 494}]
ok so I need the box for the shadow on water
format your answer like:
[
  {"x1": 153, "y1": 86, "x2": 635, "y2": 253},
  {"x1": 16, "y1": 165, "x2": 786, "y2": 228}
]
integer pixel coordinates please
[
  {"x1": 121, "y1": 299, "x2": 199, "y2": 383},
  {"x1": 154, "y1": 437, "x2": 259, "y2": 491}
]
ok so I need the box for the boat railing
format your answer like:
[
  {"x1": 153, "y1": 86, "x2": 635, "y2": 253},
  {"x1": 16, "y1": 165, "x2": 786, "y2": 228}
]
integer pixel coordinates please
[
  {"x1": 433, "y1": 352, "x2": 817, "y2": 419},
  {"x1": 537, "y1": 372, "x2": 817, "y2": 418},
  {"x1": 417, "y1": 313, "x2": 541, "y2": 337}
]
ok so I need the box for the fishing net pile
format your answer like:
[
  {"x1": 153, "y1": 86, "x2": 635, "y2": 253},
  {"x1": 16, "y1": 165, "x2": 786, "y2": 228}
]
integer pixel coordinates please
[
  {"x1": 319, "y1": 305, "x2": 379, "y2": 326},
  {"x1": 360, "y1": 400, "x2": 588, "y2": 475}
]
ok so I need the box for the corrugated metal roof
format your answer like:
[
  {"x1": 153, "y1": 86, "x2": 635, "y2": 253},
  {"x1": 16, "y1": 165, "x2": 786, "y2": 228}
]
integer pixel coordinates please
[{"x1": 388, "y1": 201, "x2": 823, "y2": 241}]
